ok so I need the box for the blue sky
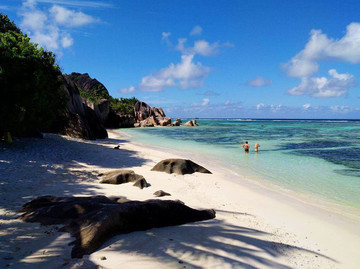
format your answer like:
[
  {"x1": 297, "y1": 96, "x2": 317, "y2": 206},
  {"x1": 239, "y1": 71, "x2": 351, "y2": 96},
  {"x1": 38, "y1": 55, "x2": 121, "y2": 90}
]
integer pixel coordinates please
[{"x1": 2, "y1": 0, "x2": 360, "y2": 118}]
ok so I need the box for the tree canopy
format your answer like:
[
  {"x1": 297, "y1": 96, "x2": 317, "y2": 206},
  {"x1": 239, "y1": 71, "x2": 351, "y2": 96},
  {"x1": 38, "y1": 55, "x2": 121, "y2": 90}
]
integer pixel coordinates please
[{"x1": 0, "y1": 13, "x2": 67, "y2": 136}]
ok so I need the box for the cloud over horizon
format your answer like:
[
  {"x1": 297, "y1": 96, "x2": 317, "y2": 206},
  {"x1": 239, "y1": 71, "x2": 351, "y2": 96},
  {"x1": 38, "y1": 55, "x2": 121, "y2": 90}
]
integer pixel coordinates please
[
  {"x1": 283, "y1": 22, "x2": 360, "y2": 98},
  {"x1": 139, "y1": 54, "x2": 210, "y2": 92}
]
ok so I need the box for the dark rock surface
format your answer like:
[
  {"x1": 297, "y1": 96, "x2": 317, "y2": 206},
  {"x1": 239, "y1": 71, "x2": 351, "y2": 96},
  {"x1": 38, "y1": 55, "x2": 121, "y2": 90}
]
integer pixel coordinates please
[
  {"x1": 99, "y1": 170, "x2": 144, "y2": 184},
  {"x1": 151, "y1": 159, "x2": 212, "y2": 175},
  {"x1": 18, "y1": 196, "x2": 215, "y2": 258},
  {"x1": 133, "y1": 178, "x2": 148, "y2": 189},
  {"x1": 154, "y1": 190, "x2": 171, "y2": 197},
  {"x1": 106, "y1": 111, "x2": 136, "y2": 128},
  {"x1": 134, "y1": 101, "x2": 152, "y2": 121},
  {"x1": 59, "y1": 75, "x2": 108, "y2": 140}
]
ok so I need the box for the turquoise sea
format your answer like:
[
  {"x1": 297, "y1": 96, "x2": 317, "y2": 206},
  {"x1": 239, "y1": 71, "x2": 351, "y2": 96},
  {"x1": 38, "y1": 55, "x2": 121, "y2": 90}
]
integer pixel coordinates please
[{"x1": 118, "y1": 119, "x2": 360, "y2": 216}]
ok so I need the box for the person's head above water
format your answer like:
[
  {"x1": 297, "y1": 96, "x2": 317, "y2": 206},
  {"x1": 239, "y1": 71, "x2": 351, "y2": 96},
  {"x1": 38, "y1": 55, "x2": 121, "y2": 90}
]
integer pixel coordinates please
[{"x1": 245, "y1": 141, "x2": 248, "y2": 144}]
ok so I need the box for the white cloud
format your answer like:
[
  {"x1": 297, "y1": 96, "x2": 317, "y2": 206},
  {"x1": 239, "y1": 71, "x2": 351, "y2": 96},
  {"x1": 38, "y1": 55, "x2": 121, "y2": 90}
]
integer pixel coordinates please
[
  {"x1": 190, "y1": 25, "x2": 203, "y2": 36},
  {"x1": 302, "y1": 103, "x2": 311, "y2": 110},
  {"x1": 288, "y1": 69, "x2": 355, "y2": 98},
  {"x1": 256, "y1": 103, "x2": 265, "y2": 110},
  {"x1": 224, "y1": 100, "x2": 230, "y2": 105},
  {"x1": 139, "y1": 54, "x2": 210, "y2": 92},
  {"x1": 119, "y1": 86, "x2": 136, "y2": 94},
  {"x1": 283, "y1": 23, "x2": 360, "y2": 99},
  {"x1": 175, "y1": 38, "x2": 230, "y2": 56},
  {"x1": 50, "y1": 5, "x2": 97, "y2": 27},
  {"x1": 330, "y1": 105, "x2": 351, "y2": 113},
  {"x1": 18, "y1": 0, "x2": 98, "y2": 53},
  {"x1": 32, "y1": 0, "x2": 113, "y2": 8},
  {"x1": 284, "y1": 23, "x2": 360, "y2": 78},
  {"x1": 246, "y1": 76, "x2": 272, "y2": 87},
  {"x1": 162, "y1": 32, "x2": 171, "y2": 40},
  {"x1": 201, "y1": 98, "x2": 210, "y2": 106}
]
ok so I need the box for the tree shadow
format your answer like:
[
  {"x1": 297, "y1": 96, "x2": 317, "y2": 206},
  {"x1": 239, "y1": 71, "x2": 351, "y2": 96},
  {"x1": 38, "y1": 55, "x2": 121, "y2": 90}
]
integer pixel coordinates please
[
  {"x1": 95, "y1": 218, "x2": 336, "y2": 269},
  {"x1": 0, "y1": 134, "x2": 149, "y2": 268}
]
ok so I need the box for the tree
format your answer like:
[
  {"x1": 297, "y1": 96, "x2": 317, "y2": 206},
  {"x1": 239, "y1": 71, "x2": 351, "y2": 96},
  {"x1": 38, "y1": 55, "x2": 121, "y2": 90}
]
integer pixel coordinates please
[{"x1": 0, "y1": 13, "x2": 67, "y2": 138}]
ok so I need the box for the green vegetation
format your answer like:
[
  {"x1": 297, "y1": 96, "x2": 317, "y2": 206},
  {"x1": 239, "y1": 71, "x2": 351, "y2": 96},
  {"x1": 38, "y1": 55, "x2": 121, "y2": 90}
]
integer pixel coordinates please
[
  {"x1": 0, "y1": 13, "x2": 67, "y2": 137},
  {"x1": 109, "y1": 97, "x2": 139, "y2": 115}
]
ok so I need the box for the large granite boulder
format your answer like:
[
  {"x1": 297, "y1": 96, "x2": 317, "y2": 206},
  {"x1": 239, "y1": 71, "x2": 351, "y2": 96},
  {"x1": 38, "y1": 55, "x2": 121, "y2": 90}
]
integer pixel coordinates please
[
  {"x1": 158, "y1": 117, "x2": 171, "y2": 126},
  {"x1": 60, "y1": 75, "x2": 108, "y2": 140},
  {"x1": 184, "y1": 120, "x2": 198, "y2": 127},
  {"x1": 18, "y1": 196, "x2": 216, "y2": 258},
  {"x1": 140, "y1": 116, "x2": 157, "y2": 127},
  {"x1": 99, "y1": 170, "x2": 144, "y2": 184},
  {"x1": 134, "y1": 101, "x2": 152, "y2": 121},
  {"x1": 97, "y1": 99, "x2": 110, "y2": 123},
  {"x1": 151, "y1": 107, "x2": 166, "y2": 118},
  {"x1": 151, "y1": 159, "x2": 212, "y2": 175}
]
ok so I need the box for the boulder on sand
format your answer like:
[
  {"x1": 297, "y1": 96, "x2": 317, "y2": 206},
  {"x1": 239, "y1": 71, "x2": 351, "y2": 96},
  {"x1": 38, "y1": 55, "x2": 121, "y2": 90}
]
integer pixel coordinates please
[
  {"x1": 154, "y1": 190, "x2": 171, "y2": 197},
  {"x1": 133, "y1": 177, "x2": 148, "y2": 189},
  {"x1": 18, "y1": 196, "x2": 216, "y2": 258},
  {"x1": 99, "y1": 170, "x2": 144, "y2": 184},
  {"x1": 151, "y1": 159, "x2": 212, "y2": 175}
]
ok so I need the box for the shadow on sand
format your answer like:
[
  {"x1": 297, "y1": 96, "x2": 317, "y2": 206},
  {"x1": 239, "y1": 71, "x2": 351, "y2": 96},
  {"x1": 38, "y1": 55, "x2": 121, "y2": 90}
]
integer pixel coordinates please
[{"x1": 0, "y1": 134, "x2": 149, "y2": 268}]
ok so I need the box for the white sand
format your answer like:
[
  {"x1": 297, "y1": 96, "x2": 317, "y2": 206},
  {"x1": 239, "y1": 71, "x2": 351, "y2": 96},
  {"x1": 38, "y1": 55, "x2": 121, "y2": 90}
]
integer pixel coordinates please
[{"x1": 1, "y1": 131, "x2": 360, "y2": 269}]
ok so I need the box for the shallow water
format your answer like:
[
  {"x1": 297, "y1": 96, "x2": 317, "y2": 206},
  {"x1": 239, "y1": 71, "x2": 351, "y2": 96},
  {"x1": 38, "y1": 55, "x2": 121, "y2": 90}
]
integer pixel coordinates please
[{"x1": 118, "y1": 119, "x2": 360, "y2": 213}]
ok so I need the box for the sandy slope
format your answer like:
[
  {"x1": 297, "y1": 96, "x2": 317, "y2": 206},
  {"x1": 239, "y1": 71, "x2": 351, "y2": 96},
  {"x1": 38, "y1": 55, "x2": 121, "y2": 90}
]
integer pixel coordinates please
[{"x1": 0, "y1": 131, "x2": 359, "y2": 269}]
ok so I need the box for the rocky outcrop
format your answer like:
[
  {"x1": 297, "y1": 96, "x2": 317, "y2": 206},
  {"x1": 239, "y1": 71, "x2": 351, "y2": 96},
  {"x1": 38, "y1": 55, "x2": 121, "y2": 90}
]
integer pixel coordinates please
[
  {"x1": 66, "y1": 73, "x2": 110, "y2": 99},
  {"x1": 134, "y1": 101, "x2": 172, "y2": 127},
  {"x1": 134, "y1": 101, "x2": 152, "y2": 121},
  {"x1": 18, "y1": 195, "x2": 216, "y2": 258},
  {"x1": 60, "y1": 75, "x2": 108, "y2": 140},
  {"x1": 151, "y1": 159, "x2": 212, "y2": 175},
  {"x1": 99, "y1": 170, "x2": 144, "y2": 184},
  {"x1": 171, "y1": 118, "x2": 182, "y2": 126},
  {"x1": 184, "y1": 120, "x2": 198, "y2": 126}
]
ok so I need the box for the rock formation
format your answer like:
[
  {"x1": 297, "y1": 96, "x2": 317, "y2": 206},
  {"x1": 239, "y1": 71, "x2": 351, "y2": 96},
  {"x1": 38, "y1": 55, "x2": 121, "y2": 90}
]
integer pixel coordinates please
[
  {"x1": 64, "y1": 73, "x2": 135, "y2": 130},
  {"x1": 59, "y1": 75, "x2": 108, "y2": 140},
  {"x1": 134, "y1": 101, "x2": 172, "y2": 127},
  {"x1": 184, "y1": 120, "x2": 198, "y2": 126},
  {"x1": 151, "y1": 159, "x2": 212, "y2": 175},
  {"x1": 18, "y1": 196, "x2": 216, "y2": 258},
  {"x1": 171, "y1": 118, "x2": 182, "y2": 126},
  {"x1": 99, "y1": 170, "x2": 144, "y2": 184}
]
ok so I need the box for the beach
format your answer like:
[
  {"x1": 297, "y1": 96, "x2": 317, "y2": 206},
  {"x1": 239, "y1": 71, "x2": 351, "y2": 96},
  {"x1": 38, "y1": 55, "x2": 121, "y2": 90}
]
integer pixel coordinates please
[{"x1": 1, "y1": 130, "x2": 360, "y2": 269}]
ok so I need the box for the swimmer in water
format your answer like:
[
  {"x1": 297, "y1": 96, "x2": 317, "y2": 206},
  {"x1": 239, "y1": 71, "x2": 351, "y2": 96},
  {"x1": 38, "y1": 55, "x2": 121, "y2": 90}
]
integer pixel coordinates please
[
  {"x1": 254, "y1": 142, "x2": 260, "y2": 152},
  {"x1": 242, "y1": 141, "x2": 249, "y2": 153}
]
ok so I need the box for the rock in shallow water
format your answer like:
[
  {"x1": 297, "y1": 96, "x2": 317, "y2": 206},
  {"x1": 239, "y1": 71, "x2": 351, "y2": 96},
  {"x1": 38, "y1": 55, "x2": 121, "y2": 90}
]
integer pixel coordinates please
[{"x1": 18, "y1": 196, "x2": 215, "y2": 258}]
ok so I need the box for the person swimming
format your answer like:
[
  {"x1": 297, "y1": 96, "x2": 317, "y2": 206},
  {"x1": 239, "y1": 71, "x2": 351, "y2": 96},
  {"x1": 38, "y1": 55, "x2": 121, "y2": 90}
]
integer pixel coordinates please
[
  {"x1": 242, "y1": 141, "x2": 249, "y2": 153},
  {"x1": 254, "y1": 142, "x2": 260, "y2": 152}
]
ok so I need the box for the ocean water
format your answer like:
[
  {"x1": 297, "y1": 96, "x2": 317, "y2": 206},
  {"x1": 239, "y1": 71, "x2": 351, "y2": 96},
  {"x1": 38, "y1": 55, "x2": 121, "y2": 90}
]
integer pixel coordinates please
[{"x1": 118, "y1": 119, "x2": 360, "y2": 215}]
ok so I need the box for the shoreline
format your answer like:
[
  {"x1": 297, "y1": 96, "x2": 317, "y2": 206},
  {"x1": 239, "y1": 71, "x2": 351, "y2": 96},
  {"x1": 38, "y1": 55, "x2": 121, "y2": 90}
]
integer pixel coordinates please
[
  {"x1": 0, "y1": 131, "x2": 359, "y2": 268},
  {"x1": 114, "y1": 129, "x2": 360, "y2": 223}
]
